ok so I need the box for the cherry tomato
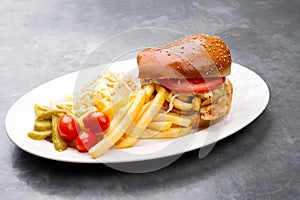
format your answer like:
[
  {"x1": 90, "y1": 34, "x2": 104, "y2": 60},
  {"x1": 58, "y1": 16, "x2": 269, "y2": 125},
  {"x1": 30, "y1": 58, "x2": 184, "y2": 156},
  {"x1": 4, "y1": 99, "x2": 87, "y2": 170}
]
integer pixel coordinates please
[
  {"x1": 82, "y1": 111, "x2": 110, "y2": 133},
  {"x1": 158, "y1": 77, "x2": 226, "y2": 93},
  {"x1": 75, "y1": 131, "x2": 97, "y2": 152},
  {"x1": 58, "y1": 114, "x2": 80, "y2": 141}
]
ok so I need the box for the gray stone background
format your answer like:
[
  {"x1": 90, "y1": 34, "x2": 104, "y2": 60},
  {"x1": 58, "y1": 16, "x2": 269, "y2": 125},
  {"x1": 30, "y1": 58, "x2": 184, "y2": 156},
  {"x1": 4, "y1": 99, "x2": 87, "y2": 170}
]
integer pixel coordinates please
[{"x1": 1, "y1": 0, "x2": 299, "y2": 199}]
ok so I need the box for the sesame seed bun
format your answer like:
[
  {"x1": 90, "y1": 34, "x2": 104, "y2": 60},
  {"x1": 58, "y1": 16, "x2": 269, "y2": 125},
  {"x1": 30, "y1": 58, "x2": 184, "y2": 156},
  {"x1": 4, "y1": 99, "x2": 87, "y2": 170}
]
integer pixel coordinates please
[{"x1": 137, "y1": 34, "x2": 231, "y2": 79}]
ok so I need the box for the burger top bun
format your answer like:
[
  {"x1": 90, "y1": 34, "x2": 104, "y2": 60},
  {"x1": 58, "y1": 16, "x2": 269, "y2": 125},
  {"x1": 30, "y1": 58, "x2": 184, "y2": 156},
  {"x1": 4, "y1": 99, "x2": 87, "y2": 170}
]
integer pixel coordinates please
[{"x1": 137, "y1": 34, "x2": 232, "y2": 79}]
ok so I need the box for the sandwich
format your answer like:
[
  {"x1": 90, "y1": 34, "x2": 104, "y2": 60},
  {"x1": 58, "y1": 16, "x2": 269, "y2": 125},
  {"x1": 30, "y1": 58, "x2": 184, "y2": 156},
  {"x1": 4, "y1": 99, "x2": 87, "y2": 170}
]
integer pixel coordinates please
[{"x1": 137, "y1": 34, "x2": 233, "y2": 129}]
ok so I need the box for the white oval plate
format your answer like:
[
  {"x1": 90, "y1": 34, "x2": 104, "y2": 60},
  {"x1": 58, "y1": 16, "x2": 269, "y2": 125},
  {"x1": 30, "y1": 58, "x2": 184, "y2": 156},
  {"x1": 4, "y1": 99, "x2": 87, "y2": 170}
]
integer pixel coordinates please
[{"x1": 5, "y1": 60, "x2": 269, "y2": 163}]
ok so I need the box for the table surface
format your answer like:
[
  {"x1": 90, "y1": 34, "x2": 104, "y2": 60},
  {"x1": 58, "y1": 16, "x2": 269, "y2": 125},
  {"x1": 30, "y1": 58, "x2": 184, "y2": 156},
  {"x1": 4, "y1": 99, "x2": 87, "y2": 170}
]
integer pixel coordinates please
[{"x1": 1, "y1": 0, "x2": 299, "y2": 199}]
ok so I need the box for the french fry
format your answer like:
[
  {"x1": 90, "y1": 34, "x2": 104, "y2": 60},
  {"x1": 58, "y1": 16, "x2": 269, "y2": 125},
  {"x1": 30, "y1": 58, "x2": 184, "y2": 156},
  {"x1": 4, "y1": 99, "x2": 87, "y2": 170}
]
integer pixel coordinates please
[
  {"x1": 192, "y1": 96, "x2": 201, "y2": 111},
  {"x1": 148, "y1": 121, "x2": 172, "y2": 131},
  {"x1": 116, "y1": 84, "x2": 154, "y2": 144},
  {"x1": 154, "y1": 83, "x2": 161, "y2": 92},
  {"x1": 130, "y1": 84, "x2": 154, "y2": 121},
  {"x1": 143, "y1": 83, "x2": 155, "y2": 99},
  {"x1": 139, "y1": 128, "x2": 159, "y2": 139},
  {"x1": 112, "y1": 96, "x2": 130, "y2": 111},
  {"x1": 89, "y1": 89, "x2": 146, "y2": 158},
  {"x1": 201, "y1": 93, "x2": 221, "y2": 106},
  {"x1": 141, "y1": 126, "x2": 192, "y2": 139},
  {"x1": 94, "y1": 99, "x2": 108, "y2": 111},
  {"x1": 153, "y1": 113, "x2": 192, "y2": 127},
  {"x1": 101, "y1": 95, "x2": 131, "y2": 119},
  {"x1": 165, "y1": 90, "x2": 174, "y2": 102},
  {"x1": 102, "y1": 107, "x2": 113, "y2": 120},
  {"x1": 172, "y1": 98, "x2": 193, "y2": 110},
  {"x1": 99, "y1": 105, "x2": 128, "y2": 138},
  {"x1": 135, "y1": 101, "x2": 152, "y2": 122},
  {"x1": 115, "y1": 100, "x2": 152, "y2": 147},
  {"x1": 115, "y1": 87, "x2": 166, "y2": 148},
  {"x1": 164, "y1": 90, "x2": 193, "y2": 111}
]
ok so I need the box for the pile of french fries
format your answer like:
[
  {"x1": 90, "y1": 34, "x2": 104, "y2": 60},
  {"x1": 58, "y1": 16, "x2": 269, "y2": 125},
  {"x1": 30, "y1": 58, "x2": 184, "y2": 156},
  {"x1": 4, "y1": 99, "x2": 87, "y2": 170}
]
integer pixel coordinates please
[
  {"x1": 29, "y1": 69, "x2": 224, "y2": 158},
  {"x1": 89, "y1": 83, "x2": 194, "y2": 158}
]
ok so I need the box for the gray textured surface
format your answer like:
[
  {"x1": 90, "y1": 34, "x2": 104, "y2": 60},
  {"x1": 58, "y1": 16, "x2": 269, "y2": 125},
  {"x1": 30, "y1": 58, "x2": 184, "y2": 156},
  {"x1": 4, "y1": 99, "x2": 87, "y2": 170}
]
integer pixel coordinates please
[{"x1": 1, "y1": 0, "x2": 300, "y2": 199}]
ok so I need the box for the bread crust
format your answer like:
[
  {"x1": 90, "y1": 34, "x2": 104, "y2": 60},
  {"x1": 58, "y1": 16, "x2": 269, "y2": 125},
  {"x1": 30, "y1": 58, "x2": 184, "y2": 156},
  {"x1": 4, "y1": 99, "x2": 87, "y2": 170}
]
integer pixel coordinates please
[{"x1": 137, "y1": 34, "x2": 231, "y2": 79}]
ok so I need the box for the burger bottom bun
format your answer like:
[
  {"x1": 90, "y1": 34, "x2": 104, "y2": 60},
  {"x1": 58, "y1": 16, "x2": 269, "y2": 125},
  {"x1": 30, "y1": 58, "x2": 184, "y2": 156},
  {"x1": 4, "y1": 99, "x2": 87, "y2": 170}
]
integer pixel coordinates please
[{"x1": 197, "y1": 111, "x2": 228, "y2": 129}]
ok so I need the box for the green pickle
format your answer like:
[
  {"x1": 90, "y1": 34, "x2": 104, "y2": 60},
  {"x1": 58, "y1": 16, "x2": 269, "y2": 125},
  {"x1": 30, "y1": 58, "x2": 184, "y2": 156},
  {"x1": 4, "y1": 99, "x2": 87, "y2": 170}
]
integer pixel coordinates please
[
  {"x1": 51, "y1": 115, "x2": 68, "y2": 152},
  {"x1": 28, "y1": 130, "x2": 52, "y2": 140},
  {"x1": 34, "y1": 120, "x2": 52, "y2": 131},
  {"x1": 34, "y1": 104, "x2": 50, "y2": 116},
  {"x1": 36, "y1": 109, "x2": 67, "y2": 120},
  {"x1": 44, "y1": 135, "x2": 53, "y2": 143},
  {"x1": 56, "y1": 104, "x2": 72, "y2": 113}
]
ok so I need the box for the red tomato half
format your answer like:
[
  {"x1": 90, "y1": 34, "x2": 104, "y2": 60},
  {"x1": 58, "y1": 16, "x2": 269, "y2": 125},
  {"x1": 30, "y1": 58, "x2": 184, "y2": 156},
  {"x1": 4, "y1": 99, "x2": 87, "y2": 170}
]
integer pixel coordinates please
[
  {"x1": 58, "y1": 114, "x2": 80, "y2": 141},
  {"x1": 75, "y1": 131, "x2": 97, "y2": 152},
  {"x1": 83, "y1": 112, "x2": 110, "y2": 133},
  {"x1": 158, "y1": 77, "x2": 226, "y2": 93}
]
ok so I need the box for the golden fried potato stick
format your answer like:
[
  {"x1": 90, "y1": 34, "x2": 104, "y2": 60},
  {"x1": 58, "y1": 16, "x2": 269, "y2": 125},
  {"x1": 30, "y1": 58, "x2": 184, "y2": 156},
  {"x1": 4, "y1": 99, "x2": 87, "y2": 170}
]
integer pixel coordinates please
[
  {"x1": 135, "y1": 101, "x2": 152, "y2": 122},
  {"x1": 115, "y1": 87, "x2": 166, "y2": 148},
  {"x1": 141, "y1": 126, "x2": 192, "y2": 139},
  {"x1": 148, "y1": 121, "x2": 172, "y2": 131},
  {"x1": 94, "y1": 99, "x2": 108, "y2": 112},
  {"x1": 143, "y1": 83, "x2": 155, "y2": 99},
  {"x1": 89, "y1": 89, "x2": 146, "y2": 158},
  {"x1": 192, "y1": 96, "x2": 201, "y2": 111},
  {"x1": 163, "y1": 89, "x2": 193, "y2": 111},
  {"x1": 153, "y1": 113, "x2": 192, "y2": 127},
  {"x1": 114, "y1": 101, "x2": 151, "y2": 147},
  {"x1": 114, "y1": 85, "x2": 154, "y2": 147},
  {"x1": 172, "y1": 98, "x2": 193, "y2": 111},
  {"x1": 95, "y1": 95, "x2": 131, "y2": 120},
  {"x1": 127, "y1": 84, "x2": 155, "y2": 126}
]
